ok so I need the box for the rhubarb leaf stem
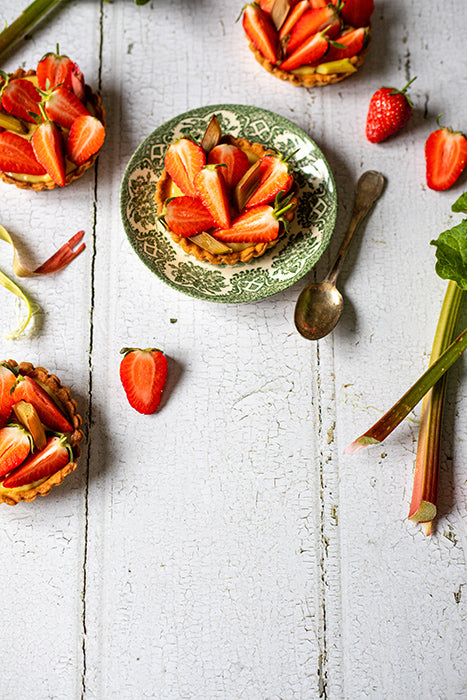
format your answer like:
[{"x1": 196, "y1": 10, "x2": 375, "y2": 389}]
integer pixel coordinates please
[
  {"x1": 345, "y1": 321, "x2": 467, "y2": 454},
  {"x1": 0, "y1": 0, "x2": 66, "y2": 61}
]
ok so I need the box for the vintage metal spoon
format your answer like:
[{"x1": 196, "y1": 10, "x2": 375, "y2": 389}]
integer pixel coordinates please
[{"x1": 294, "y1": 170, "x2": 385, "y2": 340}]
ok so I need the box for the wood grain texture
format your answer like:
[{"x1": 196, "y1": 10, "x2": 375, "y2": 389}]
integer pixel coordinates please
[{"x1": 0, "y1": 0, "x2": 466, "y2": 698}]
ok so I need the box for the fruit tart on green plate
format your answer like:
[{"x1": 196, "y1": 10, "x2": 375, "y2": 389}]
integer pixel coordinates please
[
  {"x1": 156, "y1": 115, "x2": 299, "y2": 265},
  {"x1": 242, "y1": 0, "x2": 373, "y2": 87},
  {"x1": 0, "y1": 360, "x2": 83, "y2": 505},
  {"x1": 0, "y1": 48, "x2": 105, "y2": 191}
]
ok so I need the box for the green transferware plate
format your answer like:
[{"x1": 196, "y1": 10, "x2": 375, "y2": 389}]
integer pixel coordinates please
[{"x1": 120, "y1": 104, "x2": 337, "y2": 303}]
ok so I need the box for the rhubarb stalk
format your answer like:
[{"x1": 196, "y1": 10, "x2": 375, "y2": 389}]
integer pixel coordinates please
[{"x1": 0, "y1": 0, "x2": 65, "y2": 61}]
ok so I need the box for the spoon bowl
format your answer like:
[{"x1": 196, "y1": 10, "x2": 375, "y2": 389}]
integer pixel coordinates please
[{"x1": 294, "y1": 170, "x2": 385, "y2": 341}]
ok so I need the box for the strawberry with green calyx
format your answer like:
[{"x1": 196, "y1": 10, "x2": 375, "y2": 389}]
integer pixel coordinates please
[
  {"x1": 242, "y1": 2, "x2": 280, "y2": 64},
  {"x1": 164, "y1": 137, "x2": 206, "y2": 197},
  {"x1": 338, "y1": 0, "x2": 374, "y2": 28},
  {"x1": 207, "y1": 143, "x2": 251, "y2": 191},
  {"x1": 0, "y1": 424, "x2": 32, "y2": 478},
  {"x1": 279, "y1": 27, "x2": 341, "y2": 71},
  {"x1": 214, "y1": 191, "x2": 295, "y2": 243},
  {"x1": 0, "y1": 131, "x2": 46, "y2": 176},
  {"x1": 161, "y1": 196, "x2": 215, "y2": 237},
  {"x1": 42, "y1": 85, "x2": 91, "y2": 130},
  {"x1": 0, "y1": 72, "x2": 41, "y2": 123},
  {"x1": 284, "y1": 2, "x2": 343, "y2": 55},
  {"x1": 2, "y1": 434, "x2": 72, "y2": 488},
  {"x1": 365, "y1": 78, "x2": 416, "y2": 143},
  {"x1": 120, "y1": 348, "x2": 168, "y2": 415},
  {"x1": 10, "y1": 374, "x2": 73, "y2": 433},
  {"x1": 30, "y1": 103, "x2": 66, "y2": 187},
  {"x1": 425, "y1": 118, "x2": 467, "y2": 192},
  {"x1": 324, "y1": 26, "x2": 368, "y2": 62},
  {"x1": 245, "y1": 153, "x2": 294, "y2": 207},
  {"x1": 66, "y1": 114, "x2": 105, "y2": 166},
  {"x1": 194, "y1": 164, "x2": 231, "y2": 229},
  {"x1": 36, "y1": 45, "x2": 85, "y2": 100}
]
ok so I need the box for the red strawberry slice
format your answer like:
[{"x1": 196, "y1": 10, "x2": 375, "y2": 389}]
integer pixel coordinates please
[
  {"x1": 213, "y1": 204, "x2": 282, "y2": 243},
  {"x1": 164, "y1": 138, "x2": 206, "y2": 197},
  {"x1": 1, "y1": 78, "x2": 41, "y2": 123},
  {"x1": 44, "y1": 86, "x2": 91, "y2": 130},
  {"x1": 66, "y1": 115, "x2": 105, "y2": 165},
  {"x1": 207, "y1": 144, "x2": 251, "y2": 191},
  {"x1": 0, "y1": 425, "x2": 31, "y2": 479},
  {"x1": 324, "y1": 26, "x2": 367, "y2": 61},
  {"x1": 245, "y1": 154, "x2": 293, "y2": 207},
  {"x1": 37, "y1": 49, "x2": 85, "y2": 100},
  {"x1": 31, "y1": 119, "x2": 66, "y2": 187},
  {"x1": 0, "y1": 132, "x2": 46, "y2": 175},
  {"x1": 11, "y1": 375, "x2": 73, "y2": 433},
  {"x1": 243, "y1": 3, "x2": 279, "y2": 64},
  {"x1": 425, "y1": 126, "x2": 467, "y2": 191},
  {"x1": 285, "y1": 5, "x2": 341, "y2": 55},
  {"x1": 0, "y1": 363, "x2": 18, "y2": 428},
  {"x1": 338, "y1": 0, "x2": 374, "y2": 28},
  {"x1": 164, "y1": 196, "x2": 215, "y2": 237},
  {"x1": 194, "y1": 165, "x2": 231, "y2": 229},
  {"x1": 2, "y1": 434, "x2": 71, "y2": 488},
  {"x1": 120, "y1": 348, "x2": 168, "y2": 415},
  {"x1": 279, "y1": 0, "x2": 311, "y2": 40}
]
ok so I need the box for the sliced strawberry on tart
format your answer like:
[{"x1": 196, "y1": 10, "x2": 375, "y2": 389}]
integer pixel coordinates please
[
  {"x1": 155, "y1": 116, "x2": 299, "y2": 265},
  {"x1": 0, "y1": 360, "x2": 83, "y2": 506},
  {"x1": 241, "y1": 0, "x2": 373, "y2": 87},
  {"x1": 0, "y1": 49, "x2": 105, "y2": 191}
]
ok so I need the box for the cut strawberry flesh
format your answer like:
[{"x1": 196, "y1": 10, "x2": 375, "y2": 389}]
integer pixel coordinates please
[
  {"x1": 164, "y1": 138, "x2": 206, "y2": 197},
  {"x1": 11, "y1": 375, "x2": 73, "y2": 433},
  {"x1": 425, "y1": 128, "x2": 467, "y2": 191},
  {"x1": 324, "y1": 27, "x2": 367, "y2": 61},
  {"x1": 243, "y1": 3, "x2": 279, "y2": 64},
  {"x1": 66, "y1": 115, "x2": 105, "y2": 165},
  {"x1": 279, "y1": 0, "x2": 311, "y2": 40},
  {"x1": 0, "y1": 131, "x2": 46, "y2": 175},
  {"x1": 120, "y1": 349, "x2": 168, "y2": 415},
  {"x1": 1, "y1": 78, "x2": 41, "y2": 123},
  {"x1": 245, "y1": 154, "x2": 293, "y2": 207},
  {"x1": 214, "y1": 205, "x2": 280, "y2": 243},
  {"x1": 285, "y1": 6, "x2": 340, "y2": 55},
  {"x1": 0, "y1": 425, "x2": 30, "y2": 478},
  {"x1": 2, "y1": 435, "x2": 70, "y2": 488},
  {"x1": 207, "y1": 144, "x2": 251, "y2": 191},
  {"x1": 339, "y1": 0, "x2": 374, "y2": 28},
  {"x1": 194, "y1": 166, "x2": 231, "y2": 229},
  {"x1": 37, "y1": 52, "x2": 76, "y2": 92},
  {"x1": 164, "y1": 196, "x2": 215, "y2": 237},
  {"x1": 32, "y1": 120, "x2": 66, "y2": 187},
  {"x1": 44, "y1": 86, "x2": 91, "y2": 130},
  {"x1": 0, "y1": 364, "x2": 18, "y2": 428}
]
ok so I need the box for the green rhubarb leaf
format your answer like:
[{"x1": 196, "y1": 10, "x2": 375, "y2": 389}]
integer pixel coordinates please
[
  {"x1": 451, "y1": 192, "x2": 467, "y2": 215},
  {"x1": 430, "y1": 219, "x2": 467, "y2": 290}
]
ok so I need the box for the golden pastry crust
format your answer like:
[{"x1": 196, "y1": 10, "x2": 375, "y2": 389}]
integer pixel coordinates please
[
  {"x1": 0, "y1": 360, "x2": 83, "y2": 506},
  {"x1": 155, "y1": 136, "x2": 298, "y2": 265},
  {"x1": 0, "y1": 68, "x2": 106, "y2": 191},
  {"x1": 248, "y1": 29, "x2": 371, "y2": 87}
]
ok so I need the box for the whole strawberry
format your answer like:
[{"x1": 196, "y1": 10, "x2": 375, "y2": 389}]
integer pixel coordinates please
[{"x1": 366, "y1": 78, "x2": 416, "y2": 143}]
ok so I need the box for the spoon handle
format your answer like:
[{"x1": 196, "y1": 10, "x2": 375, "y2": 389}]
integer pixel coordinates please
[{"x1": 324, "y1": 170, "x2": 385, "y2": 286}]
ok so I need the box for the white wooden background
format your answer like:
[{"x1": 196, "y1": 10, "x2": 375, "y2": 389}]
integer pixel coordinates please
[{"x1": 0, "y1": 1, "x2": 466, "y2": 698}]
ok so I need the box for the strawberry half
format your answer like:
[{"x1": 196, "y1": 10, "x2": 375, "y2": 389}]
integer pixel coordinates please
[
  {"x1": 194, "y1": 165, "x2": 231, "y2": 229},
  {"x1": 214, "y1": 194, "x2": 295, "y2": 243},
  {"x1": 285, "y1": 5, "x2": 341, "y2": 55},
  {"x1": 164, "y1": 138, "x2": 206, "y2": 197},
  {"x1": 245, "y1": 154, "x2": 293, "y2": 208},
  {"x1": 425, "y1": 126, "x2": 467, "y2": 191},
  {"x1": 324, "y1": 26, "x2": 367, "y2": 61},
  {"x1": 36, "y1": 48, "x2": 85, "y2": 100},
  {"x1": 207, "y1": 143, "x2": 251, "y2": 191},
  {"x1": 280, "y1": 28, "x2": 331, "y2": 70},
  {"x1": 11, "y1": 375, "x2": 73, "y2": 433},
  {"x1": 338, "y1": 0, "x2": 374, "y2": 28},
  {"x1": 163, "y1": 196, "x2": 215, "y2": 237},
  {"x1": 0, "y1": 425, "x2": 31, "y2": 479},
  {"x1": 2, "y1": 434, "x2": 72, "y2": 488},
  {"x1": 120, "y1": 347, "x2": 168, "y2": 415},
  {"x1": 31, "y1": 118, "x2": 66, "y2": 187},
  {"x1": 0, "y1": 131, "x2": 45, "y2": 175},
  {"x1": 66, "y1": 114, "x2": 105, "y2": 165},
  {"x1": 0, "y1": 77, "x2": 41, "y2": 123},
  {"x1": 44, "y1": 86, "x2": 91, "y2": 130},
  {"x1": 243, "y1": 3, "x2": 279, "y2": 64},
  {"x1": 0, "y1": 363, "x2": 19, "y2": 428},
  {"x1": 279, "y1": 0, "x2": 312, "y2": 41}
]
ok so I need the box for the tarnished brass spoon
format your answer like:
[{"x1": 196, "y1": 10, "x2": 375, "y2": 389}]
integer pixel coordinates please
[{"x1": 294, "y1": 170, "x2": 385, "y2": 340}]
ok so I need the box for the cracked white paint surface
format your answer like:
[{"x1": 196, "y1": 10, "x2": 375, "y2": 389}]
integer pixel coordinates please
[{"x1": 0, "y1": 0, "x2": 466, "y2": 698}]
